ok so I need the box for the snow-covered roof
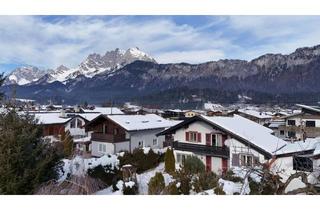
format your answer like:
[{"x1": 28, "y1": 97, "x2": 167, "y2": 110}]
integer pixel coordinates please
[
  {"x1": 33, "y1": 113, "x2": 71, "y2": 124},
  {"x1": 107, "y1": 114, "x2": 179, "y2": 131},
  {"x1": 78, "y1": 113, "x2": 101, "y2": 121},
  {"x1": 82, "y1": 107, "x2": 124, "y2": 115},
  {"x1": 296, "y1": 104, "x2": 320, "y2": 114},
  {"x1": 201, "y1": 115, "x2": 286, "y2": 154},
  {"x1": 203, "y1": 102, "x2": 224, "y2": 111},
  {"x1": 275, "y1": 138, "x2": 320, "y2": 156},
  {"x1": 238, "y1": 108, "x2": 272, "y2": 119}
]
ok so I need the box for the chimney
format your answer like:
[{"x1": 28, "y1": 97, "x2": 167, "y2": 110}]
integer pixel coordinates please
[{"x1": 60, "y1": 109, "x2": 66, "y2": 118}]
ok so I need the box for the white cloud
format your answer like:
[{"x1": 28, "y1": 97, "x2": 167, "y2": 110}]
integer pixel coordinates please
[
  {"x1": 0, "y1": 16, "x2": 320, "y2": 71},
  {"x1": 155, "y1": 49, "x2": 225, "y2": 64}
]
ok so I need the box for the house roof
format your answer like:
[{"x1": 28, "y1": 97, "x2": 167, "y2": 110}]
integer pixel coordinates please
[
  {"x1": 81, "y1": 107, "x2": 124, "y2": 115},
  {"x1": 33, "y1": 113, "x2": 88, "y2": 125},
  {"x1": 34, "y1": 113, "x2": 71, "y2": 125},
  {"x1": 238, "y1": 109, "x2": 272, "y2": 119},
  {"x1": 274, "y1": 138, "x2": 320, "y2": 157},
  {"x1": 296, "y1": 104, "x2": 320, "y2": 114},
  {"x1": 107, "y1": 114, "x2": 179, "y2": 131},
  {"x1": 158, "y1": 114, "x2": 286, "y2": 157}
]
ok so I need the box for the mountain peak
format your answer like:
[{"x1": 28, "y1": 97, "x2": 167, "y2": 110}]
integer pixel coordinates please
[{"x1": 5, "y1": 66, "x2": 46, "y2": 85}]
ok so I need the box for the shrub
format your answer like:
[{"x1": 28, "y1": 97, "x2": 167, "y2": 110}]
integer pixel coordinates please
[
  {"x1": 248, "y1": 177, "x2": 261, "y2": 195},
  {"x1": 214, "y1": 186, "x2": 226, "y2": 195},
  {"x1": 164, "y1": 148, "x2": 175, "y2": 174},
  {"x1": 88, "y1": 164, "x2": 121, "y2": 186},
  {"x1": 193, "y1": 171, "x2": 219, "y2": 193},
  {"x1": 119, "y1": 148, "x2": 162, "y2": 173},
  {"x1": 123, "y1": 182, "x2": 138, "y2": 195},
  {"x1": 174, "y1": 170, "x2": 191, "y2": 195},
  {"x1": 183, "y1": 156, "x2": 205, "y2": 175},
  {"x1": 223, "y1": 170, "x2": 243, "y2": 183},
  {"x1": 163, "y1": 182, "x2": 180, "y2": 195},
  {"x1": 148, "y1": 172, "x2": 165, "y2": 195}
]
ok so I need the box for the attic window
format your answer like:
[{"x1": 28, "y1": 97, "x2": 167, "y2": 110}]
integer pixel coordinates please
[
  {"x1": 157, "y1": 120, "x2": 162, "y2": 122},
  {"x1": 125, "y1": 121, "x2": 130, "y2": 124},
  {"x1": 142, "y1": 120, "x2": 149, "y2": 123}
]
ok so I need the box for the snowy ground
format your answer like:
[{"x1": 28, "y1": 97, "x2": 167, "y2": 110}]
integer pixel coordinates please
[
  {"x1": 58, "y1": 154, "x2": 119, "y2": 182},
  {"x1": 96, "y1": 163, "x2": 174, "y2": 195},
  {"x1": 136, "y1": 163, "x2": 174, "y2": 195}
]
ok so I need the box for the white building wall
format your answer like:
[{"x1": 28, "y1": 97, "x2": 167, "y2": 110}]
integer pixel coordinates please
[
  {"x1": 65, "y1": 117, "x2": 87, "y2": 137},
  {"x1": 228, "y1": 138, "x2": 266, "y2": 167},
  {"x1": 129, "y1": 128, "x2": 165, "y2": 152},
  {"x1": 114, "y1": 141, "x2": 130, "y2": 153},
  {"x1": 272, "y1": 157, "x2": 320, "y2": 193},
  {"x1": 173, "y1": 121, "x2": 219, "y2": 145},
  {"x1": 91, "y1": 141, "x2": 114, "y2": 157}
]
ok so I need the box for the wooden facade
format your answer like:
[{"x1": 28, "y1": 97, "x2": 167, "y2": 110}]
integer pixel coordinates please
[{"x1": 87, "y1": 116, "x2": 127, "y2": 143}]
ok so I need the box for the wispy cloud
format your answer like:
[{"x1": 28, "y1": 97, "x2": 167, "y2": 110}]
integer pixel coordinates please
[{"x1": 0, "y1": 16, "x2": 320, "y2": 72}]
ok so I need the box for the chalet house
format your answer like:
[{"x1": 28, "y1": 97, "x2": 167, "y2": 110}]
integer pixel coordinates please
[
  {"x1": 273, "y1": 138, "x2": 320, "y2": 192},
  {"x1": 86, "y1": 114, "x2": 178, "y2": 157},
  {"x1": 34, "y1": 112, "x2": 91, "y2": 151},
  {"x1": 235, "y1": 108, "x2": 272, "y2": 125},
  {"x1": 158, "y1": 114, "x2": 286, "y2": 175},
  {"x1": 278, "y1": 104, "x2": 320, "y2": 141}
]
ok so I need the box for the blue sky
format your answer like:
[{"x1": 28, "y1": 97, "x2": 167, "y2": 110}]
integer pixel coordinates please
[{"x1": 1, "y1": 16, "x2": 320, "y2": 73}]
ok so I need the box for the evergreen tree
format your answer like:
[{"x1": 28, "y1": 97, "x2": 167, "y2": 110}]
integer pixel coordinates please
[
  {"x1": 164, "y1": 148, "x2": 175, "y2": 174},
  {"x1": 61, "y1": 130, "x2": 74, "y2": 158},
  {"x1": 183, "y1": 155, "x2": 205, "y2": 175},
  {"x1": 0, "y1": 111, "x2": 61, "y2": 194},
  {"x1": 148, "y1": 172, "x2": 165, "y2": 195}
]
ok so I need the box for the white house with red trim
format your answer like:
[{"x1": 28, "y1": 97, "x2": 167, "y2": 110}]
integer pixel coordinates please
[{"x1": 158, "y1": 114, "x2": 287, "y2": 174}]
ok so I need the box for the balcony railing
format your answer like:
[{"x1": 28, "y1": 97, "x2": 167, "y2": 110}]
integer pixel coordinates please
[
  {"x1": 91, "y1": 132, "x2": 126, "y2": 143},
  {"x1": 172, "y1": 141, "x2": 229, "y2": 158}
]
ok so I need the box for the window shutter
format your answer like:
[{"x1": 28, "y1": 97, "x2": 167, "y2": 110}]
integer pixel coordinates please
[
  {"x1": 232, "y1": 154, "x2": 240, "y2": 166},
  {"x1": 205, "y1": 133, "x2": 211, "y2": 145},
  {"x1": 185, "y1": 132, "x2": 189, "y2": 141},
  {"x1": 197, "y1": 133, "x2": 201, "y2": 142}
]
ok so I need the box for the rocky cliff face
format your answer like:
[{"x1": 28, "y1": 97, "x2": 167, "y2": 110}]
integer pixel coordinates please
[{"x1": 3, "y1": 45, "x2": 320, "y2": 105}]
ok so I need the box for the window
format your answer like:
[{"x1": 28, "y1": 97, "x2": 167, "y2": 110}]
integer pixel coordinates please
[
  {"x1": 288, "y1": 131, "x2": 296, "y2": 138},
  {"x1": 280, "y1": 130, "x2": 285, "y2": 135},
  {"x1": 293, "y1": 156, "x2": 313, "y2": 172},
  {"x1": 306, "y1": 120, "x2": 316, "y2": 127},
  {"x1": 190, "y1": 132, "x2": 197, "y2": 142},
  {"x1": 153, "y1": 139, "x2": 158, "y2": 146},
  {"x1": 287, "y1": 120, "x2": 296, "y2": 126},
  {"x1": 70, "y1": 119, "x2": 76, "y2": 128},
  {"x1": 176, "y1": 153, "x2": 190, "y2": 164},
  {"x1": 138, "y1": 141, "x2": 144, "y2": 147},
  {"x1": 211, "y1": 134, "x2": 217, "y2": 146},
  {"x1": 103, "y1": 124, "x2": 107, "y2": 134},
  {"x1": 240, "y1": 154, "x2": 253, "y2": 167},
  {"x1": 77, "y1": 119, "x2": 83, "y2": 128},
  {"x1": 98, "y1": 143, "x2": 107, "y2": 153}
]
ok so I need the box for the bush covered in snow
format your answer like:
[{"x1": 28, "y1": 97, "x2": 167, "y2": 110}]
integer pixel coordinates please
[
  {"x1": 148, "y1": 172, "x2": 165, "y2": 195},
  {"x1": 174, "y1": 170, "x2": 191, "y2": 195},
  {"x1": 193, "y1": 171, "x2": 219, "y2": 193},
  {"x1": 119, "y1": 148, "x2": 163, "y2": 173},
  {"x1": 214, "y1": 186, "x2": 226, "y2": 195},
  {"x1": 123, "y1": 181, "x2": 138, "y2": 195},
  {"x1": 88, "y1": 164, "x2": 121, "y2": 186},
  {"x1": 222, "y1": 170, "x2": 243, "y2": 183}
]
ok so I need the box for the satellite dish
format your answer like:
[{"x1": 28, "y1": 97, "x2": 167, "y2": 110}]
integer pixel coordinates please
[{"x1": 224, "y1": 139, "x2": 231, "y2": 147}]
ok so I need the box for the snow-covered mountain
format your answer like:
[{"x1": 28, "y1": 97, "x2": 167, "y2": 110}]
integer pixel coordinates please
[
  {"x1": 4, "y1": 47, "x2": 156, "y2": 85},
  {"x1": 5, "y1": 66, "x2": 46, "y2": 85},
  {"x1": 44, "y1": 47, "x2": 156, "y2": 83}
]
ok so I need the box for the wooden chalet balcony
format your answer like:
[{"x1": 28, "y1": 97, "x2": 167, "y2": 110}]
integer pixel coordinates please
[
  {"x1": 91, "y1": 132, "x2": 126, "y2": 143},
  {"x1": 172, "y1": 141, "x2": 229, "y2": 158}
]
